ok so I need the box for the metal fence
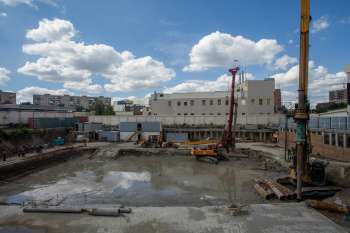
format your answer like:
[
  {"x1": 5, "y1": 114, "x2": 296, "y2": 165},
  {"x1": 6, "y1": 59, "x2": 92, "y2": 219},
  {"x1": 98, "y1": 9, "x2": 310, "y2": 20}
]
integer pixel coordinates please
[{"x1": 280, "y1": 116, "x2": 350, "y2": 131}]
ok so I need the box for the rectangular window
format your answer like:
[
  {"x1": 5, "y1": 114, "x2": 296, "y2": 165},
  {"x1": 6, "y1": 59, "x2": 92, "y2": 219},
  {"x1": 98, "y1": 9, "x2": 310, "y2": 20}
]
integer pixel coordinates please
[
  {"x1": 346, "y1": 134, "x2": 350, "y2": 148},
  {"x1": 202, "y1": 113, "x2": 206, "y2": 115},
  {"x1": 190, "y1": 113, "x2": 194, "y2": 115},
  {"x1": 259, "y1": 98, "x2": 263, "y2": 105},
  {"x1": 267, "y1": 98, "x2": 271, "y2": 105},
  {"x1": 168, "y1": 101, "x2": 171, "y2": 107},
  {"x1": 217, "y1": 99, "x2": 221, "y2": 105},
  {"x1": 225, "y1": 99, "x2": 229, "y2": 105},
  {"x1": 338, "y1": 134, "x2": 344, "y2": 147},
  {"x1": 184, "y1": 113, "x2": 188, "y2": 116},
  {"x1": 210, "y1": 100, "x2": 213, "y2": 105},
  {"x1": 251, "y1": 98, "x2": 255, "y2": 104},
  {"x1": 217, "y1": 113, "x2": 221, "y2": 115},
  {"x1": 331, "y1": 133, "x2": 336, "y2": 146},
  {"x1": 177, "y1": 101, "x2": 181, "y2": 106},
  {"x1": 324, "y1": 134, "x2": 330, "y2": 144},
  {"x1": 190, "y1": 100, "x2": 194, "y2": 106},
  {"x1": 177, "y1": 113, "x2": 181, "y2": 115},
  {"x1": 202, "y1": 100, "x2": 206, "y2": 106},
  {"x1": 184, "y1": 101, "x2": 188, "y2": 106}
]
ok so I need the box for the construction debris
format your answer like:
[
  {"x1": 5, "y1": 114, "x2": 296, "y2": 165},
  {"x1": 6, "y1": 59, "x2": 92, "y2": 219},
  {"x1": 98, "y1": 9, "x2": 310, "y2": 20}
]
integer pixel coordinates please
[{"x1": 306, "y1": 200, "x2": 349, "y2": 214}]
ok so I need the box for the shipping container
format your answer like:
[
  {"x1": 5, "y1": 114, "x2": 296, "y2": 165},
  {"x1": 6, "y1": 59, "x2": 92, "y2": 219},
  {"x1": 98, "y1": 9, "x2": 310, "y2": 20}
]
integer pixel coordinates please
[
  {"x1": 98, "y1": 131, "x2": 120, "y2": 142},
  {"x1": 119, "y1": 121, "x2": 161, "y2": 132},
  {"x1": 166, "y1": 132, "x2": 188, "y2": 142}
]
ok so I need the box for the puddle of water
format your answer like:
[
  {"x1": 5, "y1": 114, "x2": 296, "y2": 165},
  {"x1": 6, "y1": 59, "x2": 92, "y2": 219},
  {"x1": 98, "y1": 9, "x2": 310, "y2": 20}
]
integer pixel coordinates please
[{"x1": 3, "y1": 156, "x2": 282, "y2": 206}]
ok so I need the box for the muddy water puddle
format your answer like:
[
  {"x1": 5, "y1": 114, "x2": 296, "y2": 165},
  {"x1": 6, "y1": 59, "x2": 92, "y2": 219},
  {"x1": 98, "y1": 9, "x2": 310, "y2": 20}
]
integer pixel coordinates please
[{"x1": 0, "y1": 155, "x2": 283, "y2": 206}]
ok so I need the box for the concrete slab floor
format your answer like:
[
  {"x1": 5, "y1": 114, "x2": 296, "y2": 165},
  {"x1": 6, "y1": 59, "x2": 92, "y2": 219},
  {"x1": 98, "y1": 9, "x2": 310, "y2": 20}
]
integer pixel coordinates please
[{"x1": 0, "y1": 203, "x2": 347, "y2": 233}]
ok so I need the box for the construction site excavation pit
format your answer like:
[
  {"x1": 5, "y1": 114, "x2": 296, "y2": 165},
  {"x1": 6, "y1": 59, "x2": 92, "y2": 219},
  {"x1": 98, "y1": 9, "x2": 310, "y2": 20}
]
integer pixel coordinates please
[{"x1": 0, "y1": 145, "x2": 286, "y2": 207}]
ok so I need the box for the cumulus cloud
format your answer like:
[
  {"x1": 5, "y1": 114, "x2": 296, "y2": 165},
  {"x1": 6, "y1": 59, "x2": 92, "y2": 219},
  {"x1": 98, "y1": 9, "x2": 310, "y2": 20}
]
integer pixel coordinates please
[
  {"x1": 0, "y1": 0, "x2": 56, "y2": 7},
  {"x1": 274, "y1": 55, "x2": 298, "y2": 71},
  {"x1": 16, "y1": 86, "x2": 73, "y2": 103},
  {"x1": 311, "y1": 16, "x2": 330, "y2": 33},
  {"x1": 0, "y1": 12, "x2": 7, "y2": 17},
  {"x1": 164, "y1": 72, "x2": 254, "y2": 94},
  {"x1": 183, "y1": 31, "x2": 283, "y2": 72},
  {"x1": 18, "y1": 18, "x2": 175, "y2": 94},
  {"x1": 104, "y1": 57, "x2": 175, "y2": 92},
  {"x1": 0, "y1": 67, "x2": 10, "y2": 85},
  {"x1": 272, "y1": 61, "x2": 347, "y2": 104}
]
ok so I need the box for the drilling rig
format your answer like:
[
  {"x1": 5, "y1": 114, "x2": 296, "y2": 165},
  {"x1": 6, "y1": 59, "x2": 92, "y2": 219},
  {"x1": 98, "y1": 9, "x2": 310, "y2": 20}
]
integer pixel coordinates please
[{"x1": 191, "y1": 66, "x2": 239, "y2": 163}]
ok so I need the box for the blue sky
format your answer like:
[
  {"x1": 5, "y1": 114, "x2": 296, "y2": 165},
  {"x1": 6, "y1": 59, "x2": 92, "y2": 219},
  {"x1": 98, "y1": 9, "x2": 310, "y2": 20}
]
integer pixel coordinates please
[{"x1": 0, "y1": 0, "x2": 349, "y2": 105}]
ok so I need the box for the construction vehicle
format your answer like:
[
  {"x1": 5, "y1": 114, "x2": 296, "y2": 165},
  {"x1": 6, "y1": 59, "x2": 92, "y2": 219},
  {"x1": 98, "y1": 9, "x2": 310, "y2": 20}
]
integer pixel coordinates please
[{"x1": 191, "y1": 66, "x2": 240, "y2": 162}]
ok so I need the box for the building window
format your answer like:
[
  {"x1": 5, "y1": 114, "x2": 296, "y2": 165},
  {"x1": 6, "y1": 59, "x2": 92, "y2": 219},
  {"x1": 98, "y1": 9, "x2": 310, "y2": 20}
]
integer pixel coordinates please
[
  {"x1": 210, "y1": 100, "x2": 213, "y2": 105},
  {"x1": 226, "y1": 113, "x2": 229, "y2": 115},
  {"x1": 184, "y1": 113, "x2": 188, "y2": 116},
  {"x1": 331, "y1": 133, "x2": 336, "y2": 146},
  {"x1": 184, "y1": 101, "x2": 188, "y2": 106},
  {"x1": 217, "y1": 99, "x2": 221, "y2": 105},
  {"x1": 324, "y1": 134, "x2": 330, "y2": 144},
  {"x1": 168, "y1": 101, "x2": 171, "y2": 107},
  {"x1": 209, "y1": 113, "x2": 214, "y2": 115},
  {"x1": 347, "y1": 134, "x2": 350, "y2": 148},
  {"x1": 202, "y1": 100, "x2": 206, "y2": 106},
  {"x1": 267, "y1": 98, "x2": 271, "y2": 105},
  {"x1": 202, "y1": 113, "x2": 206, "y2": 115},
  {"x1": 190, "y1": 113, "x2": 194, "y2": 115},
  {"x1": 177, "y1": 113, "x2": 181, "y2": 115},
  {"x1": 177, "y1": 101, "x2": 181, "y2": 106},
  {"x1": 225, "y1": 99, "x2": 229, "y2": 105},
  {"x1": 242, "y1": 113, "x2": 246, "y2": 115},
  {"x1": 190, "y1": 100, "x2": 194, "y2": 106},
  {"x1": 259, "y1": 98, "x2": 263, "y2": 105},
  {"x1": 160, "y1": 94, "x2": 164, "y2": 97},
  {"x1": 217, "y1": 113, "x2": 221, "y2": 115},
  {"x1": 251, "y1": 98, "x2": 255, "y2": 104},
  {"x1": 338, "y1": 134, "x2": 344, "y2": 147}
]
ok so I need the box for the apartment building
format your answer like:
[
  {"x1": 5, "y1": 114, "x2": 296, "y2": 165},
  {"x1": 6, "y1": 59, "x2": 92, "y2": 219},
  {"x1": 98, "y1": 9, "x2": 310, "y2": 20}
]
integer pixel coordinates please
[
  {"x1": 148, "y1": 78, "x2": 276, "y2": 116},
  {"x1": 329, "y1": 89, "x2": 347, "y2": 104},
  {"x1": 0, "y1": 90, "x2": 16, "y2": 104},
  {"x1": 33, "y1": 94, "x2": 111, "y2": 110}
]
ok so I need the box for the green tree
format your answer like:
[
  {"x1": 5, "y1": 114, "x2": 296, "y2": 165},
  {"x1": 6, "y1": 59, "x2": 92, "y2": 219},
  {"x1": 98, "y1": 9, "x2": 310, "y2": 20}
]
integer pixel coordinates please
[{"x1": 91, "y1": 101, "x2": 115, "y2": 115}]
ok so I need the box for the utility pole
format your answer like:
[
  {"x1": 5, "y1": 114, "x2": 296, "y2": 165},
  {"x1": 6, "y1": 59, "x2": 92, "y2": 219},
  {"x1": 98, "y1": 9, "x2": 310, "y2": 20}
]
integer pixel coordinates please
[{"x1": 294, "y1": 0, "x2": 311, "y2": 200}]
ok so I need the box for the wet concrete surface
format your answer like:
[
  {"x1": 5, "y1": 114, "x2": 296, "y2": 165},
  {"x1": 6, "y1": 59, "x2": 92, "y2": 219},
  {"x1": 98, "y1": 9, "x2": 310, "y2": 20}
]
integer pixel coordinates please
[
  {"x1": 0, "y1": 150, "x2": 284, "y2": 207},
  {"x1": 0, "y1": 204, "x2": 347, "y2": 233}
]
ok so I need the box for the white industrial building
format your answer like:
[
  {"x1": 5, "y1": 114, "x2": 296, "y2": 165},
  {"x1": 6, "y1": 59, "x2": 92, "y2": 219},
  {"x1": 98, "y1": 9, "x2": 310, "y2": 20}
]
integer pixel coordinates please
[{"x1": 146, "y1": 78, "x2": 277, "y2": 117}]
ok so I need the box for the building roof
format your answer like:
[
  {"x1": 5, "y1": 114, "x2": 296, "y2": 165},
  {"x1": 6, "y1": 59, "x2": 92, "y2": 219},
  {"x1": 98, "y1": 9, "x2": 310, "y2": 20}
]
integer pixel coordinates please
[{"x1": 153, "y1": 91, "x2": 229, "y2": 100}]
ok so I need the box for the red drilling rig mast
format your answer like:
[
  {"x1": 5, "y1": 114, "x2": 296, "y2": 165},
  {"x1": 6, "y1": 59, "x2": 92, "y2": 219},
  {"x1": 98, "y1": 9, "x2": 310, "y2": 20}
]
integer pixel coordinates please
[{"x1": 222, "y1": 66, "x2": 239, "y2": 153}]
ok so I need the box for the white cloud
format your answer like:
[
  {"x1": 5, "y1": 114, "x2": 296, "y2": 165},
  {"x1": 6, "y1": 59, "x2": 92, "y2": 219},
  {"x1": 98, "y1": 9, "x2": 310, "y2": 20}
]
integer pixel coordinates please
[
  {"x1": 0, "y1": 0, "x2": 56, "y2": 7},
  {"x1": 104, "y1": 56, "x2": 175, "y2": 92},
  {"x1": 0, "y1": 12, "x2": 7, "y2": 17},
  {"x1": 311, "y1": 16, "x2": 330, "y2": 33},
  {"x1": 18, "y1": 18, "x2": 175, "y2": 94},
  {"x1": 183, "y1": 31, "x2": 283, "y2": 72},
  {"x1": 340, "y1": 17, "x2": 350, "y2": 24},
  {"x1": 0, "y1": 67, "x2": 10, "y2": 85},
  {"x1": 271, "y1": 61, "x2": 347, "y2": 104},
  {"x1": 288, "y1": 39, "x2": 293, "y2": 44},
  {"x1": 16, "y1": 86, "x2": 73, "y2": 103},
  {"x1": 163, "y1": 72, "x2": 254, "y2": 94},
  {"x1": 274, "y1": 55, "x2": 298, "y2": 71},
  {"x1": 26, "y1": 18, "x2": 75, "y2": 42}
]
